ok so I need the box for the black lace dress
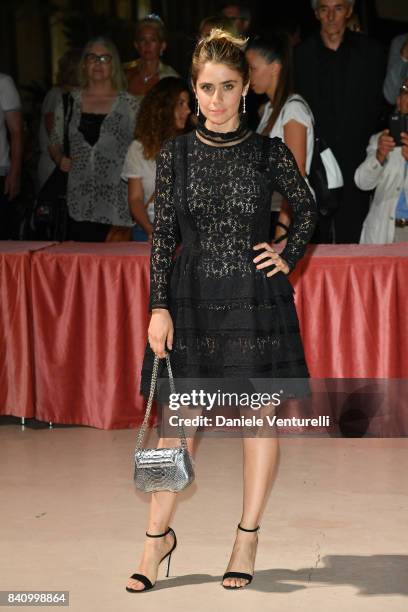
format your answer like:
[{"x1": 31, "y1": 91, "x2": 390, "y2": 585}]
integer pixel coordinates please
[{"x1": 140, "y1": 120, "x2": 317, "y2": 395}]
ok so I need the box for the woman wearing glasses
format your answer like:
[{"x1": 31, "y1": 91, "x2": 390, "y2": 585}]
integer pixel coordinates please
[{"x1": 49, "y1": 37, "x2": 140, "y2": 241}]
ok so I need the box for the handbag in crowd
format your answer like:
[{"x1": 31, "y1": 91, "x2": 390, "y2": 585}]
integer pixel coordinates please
[
  {"x1": 308, "y1": 131, "x2": 344, "y2": 217},
  {"x1": 285, "y1": 96, "x2": 344, "y2": 217},
  {"x1": 33, "y1": 93, "x2": 74, "y2": 240},
  {"x1": 134, "y1": 354, "x2": 195, "y2": 493}
]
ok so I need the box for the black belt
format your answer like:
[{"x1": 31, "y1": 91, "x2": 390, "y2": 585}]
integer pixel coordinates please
[{"x1": 395, "y1": 219, "x2": 408, "y2": 228}]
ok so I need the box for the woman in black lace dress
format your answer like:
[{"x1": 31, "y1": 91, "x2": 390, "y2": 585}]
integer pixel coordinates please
[{"x1": 126, "y1": 29, "x2": 317, "y2": 593}]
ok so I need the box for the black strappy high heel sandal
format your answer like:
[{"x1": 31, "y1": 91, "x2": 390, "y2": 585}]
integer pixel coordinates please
[
  {"x1": 126, "y1": 526, "x2": 177, "y2": 593},
  {"x1": 221, "y1": 523, "x2": 260, "y2": 589}
]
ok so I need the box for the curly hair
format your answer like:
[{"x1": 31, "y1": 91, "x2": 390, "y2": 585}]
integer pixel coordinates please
[
  {"x1": 135, "y1": 77, "x2": 190, "y2": 160},
  {"x1": 191, "y1": 28, "x2": 249, "y2": 87}
]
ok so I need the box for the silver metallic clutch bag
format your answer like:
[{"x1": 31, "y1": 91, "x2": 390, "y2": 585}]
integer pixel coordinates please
[{"x1": 134, "y1": 354, "x2": 195, "y2": 493}]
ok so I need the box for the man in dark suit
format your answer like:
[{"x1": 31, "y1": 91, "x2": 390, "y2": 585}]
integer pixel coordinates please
[{"x1": 294, "y1": 0, "x2": 385, "y2": 243}]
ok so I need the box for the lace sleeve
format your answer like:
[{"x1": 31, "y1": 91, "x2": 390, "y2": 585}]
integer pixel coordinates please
[
  {"x1": 149, "y1": 138, "x2": 178, "y2": 311},
  {"x1": 268, "y1": 137, "x2": 318, "y2": 272}
]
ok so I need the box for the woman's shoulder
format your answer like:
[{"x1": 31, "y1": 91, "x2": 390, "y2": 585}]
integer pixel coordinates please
[
  {"x1": 166, "y1": 130, "x2": 193, "y2": 149},
  {"x1": 52, "y1": 88, "x2": 78, "y2": 113},
  {"x1": 255, "y1": 133, "x2": 291, "y2": 160},
  {"x1": 122, "y1": 139, "x2": 155, "y2": 176},
  {"x1": 252, "y1": 132, "x2": 282, "y2": 147},
  {"x1": 123, "y1": 58, "x2": 140, "y2": 73},
  {"x1": 119, "y1": 90, "x2": 141, "y2": 109},
  {"x1": 41, "y1": 86, "x2": 62, "y2": 112},
  {"x1": 127, "y1": 139, "x2": 144, "y2": 155},
  {"x1": 282, "y1": 94, "x2": 313, "y2": 120},
  {"x1": 156, "y1": 134, "x2": 180, "y2": 160},
  {"x1": 44, "y1": 85, "x2": 62, "y2": 101},
  {"x1": 286, "y1": 93, "x2": 308, "y2": 104},
  {"x1": 245, "y1": 133, "x2": 289, "y2": 165},
  {"x1": 120, "y1": 90, "x2": 137, "y2": 101},
  {"x1": 159, "y1": 62, "x2": 179, "y2": 78}
]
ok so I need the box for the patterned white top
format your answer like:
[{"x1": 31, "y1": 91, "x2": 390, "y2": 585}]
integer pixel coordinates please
[{"x1": 51, "y1": 88, "x2": 140, "y2": 226}]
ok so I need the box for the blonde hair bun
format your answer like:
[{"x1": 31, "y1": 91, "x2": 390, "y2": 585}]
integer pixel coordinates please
[
  {"x1": 191, "y1": 28, "x2": 250, "y2": 86},
  {"x1": 205, "y1": 28, "x2": 248, "y2": 50}
]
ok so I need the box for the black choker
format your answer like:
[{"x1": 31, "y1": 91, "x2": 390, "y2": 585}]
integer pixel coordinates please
[{"x1": 196, "y1": 114, "x2": 250, "y2": 145}]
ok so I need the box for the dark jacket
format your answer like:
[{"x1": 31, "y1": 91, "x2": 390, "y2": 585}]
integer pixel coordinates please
[{"x1": 294, "y1": 30, "x2": 385, "y2": 180}]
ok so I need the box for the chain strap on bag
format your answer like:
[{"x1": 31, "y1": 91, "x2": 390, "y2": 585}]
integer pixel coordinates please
[{"x1": 134, "y1": 354, "x2": 195, "y2": 492}]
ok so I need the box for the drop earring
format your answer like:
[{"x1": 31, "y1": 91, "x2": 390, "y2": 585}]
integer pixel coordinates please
[
  {"x1": 242, "y1": 95, "x2": 246, "y2": 114},
  {"x1": 196, "y1": 98, "x2": 200, "y2": 116}
]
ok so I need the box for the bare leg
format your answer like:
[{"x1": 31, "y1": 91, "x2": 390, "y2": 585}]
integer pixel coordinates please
[
  {"x1": 222, "y1": 427, "x2": 279, "y2": 588},
  {"x1": 127, "y1": 393, "x2": 203, "y2": 591},
  {"x1": 126, "y1": 436, "x2": 195, "y2": 591}
]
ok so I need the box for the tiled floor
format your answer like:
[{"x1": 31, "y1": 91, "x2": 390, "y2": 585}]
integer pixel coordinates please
[{"x1": 1, "y1": 422, "x2": 407, "y2": 612}]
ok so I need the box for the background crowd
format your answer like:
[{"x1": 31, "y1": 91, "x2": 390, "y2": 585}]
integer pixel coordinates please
[{"x1": 1, "y1": 0, "x2": 408, "y2": 245}]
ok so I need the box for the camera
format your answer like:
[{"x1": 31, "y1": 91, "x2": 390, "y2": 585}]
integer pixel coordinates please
[{"x1": 388, "y1": 111, "x2": 408, "y2": 146}]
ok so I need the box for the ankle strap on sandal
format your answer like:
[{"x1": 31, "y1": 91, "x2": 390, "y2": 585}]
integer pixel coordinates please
[
  {"x1": 237, "y1": 523, "x2": 260, "y2": 532},
  {"x1": 146, "y1": 526, "x2": 172, "y2": 538}
]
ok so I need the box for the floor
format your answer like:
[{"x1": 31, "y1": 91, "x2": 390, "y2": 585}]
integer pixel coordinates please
[{"x1": 1, "y1": 420, "x2": 407, "y2": 612}]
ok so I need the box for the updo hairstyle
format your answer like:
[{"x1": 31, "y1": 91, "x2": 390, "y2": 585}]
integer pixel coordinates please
[{"x1": 191, "y1": 28, "x2": 249, "y2": 87}]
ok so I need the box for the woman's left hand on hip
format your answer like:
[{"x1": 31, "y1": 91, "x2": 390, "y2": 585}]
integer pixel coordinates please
[{"x1": 252, "y1": 242, "x2": 289, "y2": 277}]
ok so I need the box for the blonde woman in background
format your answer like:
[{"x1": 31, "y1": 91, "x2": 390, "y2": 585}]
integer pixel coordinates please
[
  {"x1": 125, "y1": 14, "x2": 178, "y2": 98},
  {"x1": 50, "y1": 37, "x2": 139, "y2": 241}
]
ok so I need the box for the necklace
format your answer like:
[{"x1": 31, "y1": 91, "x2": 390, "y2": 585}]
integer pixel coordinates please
[
  {"x1": 143, "y1": 71, "x2": 159, "y2": 83},
  {"x1": 139, "y1": 64, "x2": 160, "y2": 83}
]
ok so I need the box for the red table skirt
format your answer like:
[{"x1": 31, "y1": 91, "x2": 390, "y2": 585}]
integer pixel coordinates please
[
  {"x1": 290, "y1": 244, "x2": 408, "y2": 378},
  {"x1": 2, "y1": 241, "x2": 408, "y2": 429},
  {"x1": 31, "y1": 243, "x2": 150, "y2": 429},
  {"x1": 0, "y1": 242, "x2": 56, "y2": 418}
]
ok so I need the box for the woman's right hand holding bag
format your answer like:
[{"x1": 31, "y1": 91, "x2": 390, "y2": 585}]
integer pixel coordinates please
[{"x1": 148, "y1": 309, "x2": 174, "y2": 358}]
